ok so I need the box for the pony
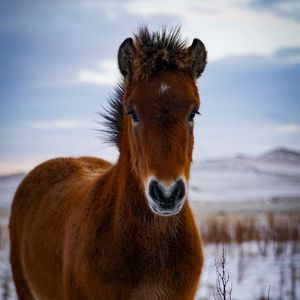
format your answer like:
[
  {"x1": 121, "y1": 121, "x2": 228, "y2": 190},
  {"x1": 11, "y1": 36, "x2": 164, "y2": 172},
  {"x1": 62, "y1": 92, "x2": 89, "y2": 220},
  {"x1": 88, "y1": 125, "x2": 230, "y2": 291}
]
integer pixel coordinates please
[{"x1": 9, "y1": 27, "x2": 207, "y2": 300}]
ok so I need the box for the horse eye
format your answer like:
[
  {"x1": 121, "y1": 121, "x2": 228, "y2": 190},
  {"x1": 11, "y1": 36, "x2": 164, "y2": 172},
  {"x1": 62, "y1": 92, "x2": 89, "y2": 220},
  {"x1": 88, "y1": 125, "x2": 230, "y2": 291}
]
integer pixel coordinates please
[
  {"x1": 188, "y1": 110, "x2": 200, "y2": 122},
  {"x1": 128, "y1": 109, "x2": 140, "y2": 123}
]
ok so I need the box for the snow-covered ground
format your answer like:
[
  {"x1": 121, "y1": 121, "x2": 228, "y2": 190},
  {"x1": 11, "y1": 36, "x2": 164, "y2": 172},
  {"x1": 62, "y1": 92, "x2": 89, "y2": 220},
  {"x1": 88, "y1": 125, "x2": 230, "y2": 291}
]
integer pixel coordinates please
[
  {"x1": 196, "y1": 242, "x2": 300, "y2": 300},
  {"x1": 0, "y1": 174, "x2": 24, "y2": 214}
]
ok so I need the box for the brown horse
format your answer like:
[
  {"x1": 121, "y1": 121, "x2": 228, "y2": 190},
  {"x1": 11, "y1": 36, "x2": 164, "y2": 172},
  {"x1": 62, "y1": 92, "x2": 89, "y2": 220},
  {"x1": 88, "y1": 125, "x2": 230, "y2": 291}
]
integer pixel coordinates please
[{"x1": 9, "y1": 27, "x2": 207, "y2": 300}]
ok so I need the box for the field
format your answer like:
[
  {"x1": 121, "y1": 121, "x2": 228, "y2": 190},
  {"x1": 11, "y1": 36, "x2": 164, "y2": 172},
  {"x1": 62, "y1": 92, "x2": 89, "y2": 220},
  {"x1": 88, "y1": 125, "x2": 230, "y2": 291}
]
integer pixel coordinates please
[
  {"x1": 0, "y1": 148, "x2": 299, "y2": 299},
  {"x1": 196, "y1": 212, "x2": 300, "y2": 299}
]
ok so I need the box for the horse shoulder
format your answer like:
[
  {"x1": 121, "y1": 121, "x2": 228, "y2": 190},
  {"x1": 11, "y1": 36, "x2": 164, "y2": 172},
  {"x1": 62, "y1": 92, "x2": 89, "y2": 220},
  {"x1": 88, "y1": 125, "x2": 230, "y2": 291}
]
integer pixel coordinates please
[
  {"x1": 11, "y1": 156, "x2": 110, "y2": 209},
  {"x1": 10, "y1": 156, "x2": 112, "y2": 299}
]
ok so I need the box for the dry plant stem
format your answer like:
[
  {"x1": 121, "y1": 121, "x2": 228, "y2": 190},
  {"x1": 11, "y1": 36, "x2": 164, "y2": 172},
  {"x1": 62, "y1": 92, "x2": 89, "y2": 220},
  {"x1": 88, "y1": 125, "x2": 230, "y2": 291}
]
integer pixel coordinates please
[
  {"x1": 214, "y1": 244, "x2": 233, "y2": 300},
  {"x1": 1, "y1": 271, "x2": 10, "y2": 300}
]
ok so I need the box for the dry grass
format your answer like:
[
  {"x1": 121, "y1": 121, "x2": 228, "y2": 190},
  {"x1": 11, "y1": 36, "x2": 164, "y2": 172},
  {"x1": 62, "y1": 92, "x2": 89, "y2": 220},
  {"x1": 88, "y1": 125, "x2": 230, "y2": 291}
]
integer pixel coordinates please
[
  {"x1": 202, "y1": 212, "x2": 300, "y2": 300},
  {"x1": 200, "y1": 212, "x2": 300, "y2": 251}
]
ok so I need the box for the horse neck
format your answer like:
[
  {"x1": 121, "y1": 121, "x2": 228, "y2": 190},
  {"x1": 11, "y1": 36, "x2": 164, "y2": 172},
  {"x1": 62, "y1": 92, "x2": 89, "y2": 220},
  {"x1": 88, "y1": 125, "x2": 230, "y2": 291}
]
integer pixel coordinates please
[{"x1": 109, "y1": 146, "x2": 187, "y2": 243}]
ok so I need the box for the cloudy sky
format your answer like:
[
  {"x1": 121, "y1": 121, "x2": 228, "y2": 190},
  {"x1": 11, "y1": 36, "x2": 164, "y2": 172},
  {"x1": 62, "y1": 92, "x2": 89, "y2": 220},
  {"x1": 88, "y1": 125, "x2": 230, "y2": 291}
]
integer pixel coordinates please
[{"x1": 1, "y1": 0, "x2": 300, "y2": 174}]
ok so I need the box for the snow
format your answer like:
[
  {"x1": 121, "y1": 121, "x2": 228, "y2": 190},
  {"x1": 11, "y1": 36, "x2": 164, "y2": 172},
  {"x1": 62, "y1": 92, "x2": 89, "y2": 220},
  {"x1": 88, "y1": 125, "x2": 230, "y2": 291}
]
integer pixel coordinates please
[
  {"x1": 258, "y1": 147, "x2": 300, "y2": 165},
  {"x1": 0, "y1": 232, "x2": 16, "y2": 300},
  {"x1": 0, "y1": 174, "x2": 24, "y2": 214},
  {"x1": 196, "y1": 242, "x2": 300, "y2": 300},
  {"x1": 189, "y1": 156, "x2": 300, "y2": 206}
]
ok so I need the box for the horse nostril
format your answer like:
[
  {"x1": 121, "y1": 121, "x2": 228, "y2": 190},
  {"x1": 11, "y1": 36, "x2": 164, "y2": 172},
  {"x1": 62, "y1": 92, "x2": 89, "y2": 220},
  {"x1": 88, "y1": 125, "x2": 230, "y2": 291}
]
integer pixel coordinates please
[
  {"x1": 149, "y1": 180, "x2": 164, "y2": 202},
  {"x1": 170, "y1": 179, "x2": 185, "y2": 202}
]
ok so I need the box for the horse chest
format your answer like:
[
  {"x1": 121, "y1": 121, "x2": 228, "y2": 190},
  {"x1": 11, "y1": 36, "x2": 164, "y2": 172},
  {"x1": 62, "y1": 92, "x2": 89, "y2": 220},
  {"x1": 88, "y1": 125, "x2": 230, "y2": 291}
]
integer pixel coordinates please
[
  {"x1": 101, "y1": 233, "x2": 188, "y2": 285},
  {"x1": 95, "y1": 245, "x2": 187, "y2": 299}
]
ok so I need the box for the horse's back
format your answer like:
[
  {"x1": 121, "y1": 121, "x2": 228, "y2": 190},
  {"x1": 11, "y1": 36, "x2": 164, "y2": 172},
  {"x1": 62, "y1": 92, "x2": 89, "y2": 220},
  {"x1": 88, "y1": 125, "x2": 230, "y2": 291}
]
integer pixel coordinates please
[
  {"x1": 10, "y1": 156, "x2": 111, "y2": 225},
  {"x1": 9, "y1": 156, "x2": 112, "y2": 300}
]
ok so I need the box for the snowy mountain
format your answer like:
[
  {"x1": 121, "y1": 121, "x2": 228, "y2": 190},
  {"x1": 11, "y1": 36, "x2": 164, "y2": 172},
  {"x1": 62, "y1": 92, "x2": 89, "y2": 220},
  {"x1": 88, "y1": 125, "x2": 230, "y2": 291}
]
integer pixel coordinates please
[
  {"x1": 189, "y1": 148, "x2": 300, "y2": 211},
  {"x1": 257, "y1": 147, "x2": 300, "y2": 164},
  {"x1": 0, "y1": 173, "x2": 25, "y2": 213},
  {"x1": 0, "y1": 148, "x2": 300, "y2": 214}
]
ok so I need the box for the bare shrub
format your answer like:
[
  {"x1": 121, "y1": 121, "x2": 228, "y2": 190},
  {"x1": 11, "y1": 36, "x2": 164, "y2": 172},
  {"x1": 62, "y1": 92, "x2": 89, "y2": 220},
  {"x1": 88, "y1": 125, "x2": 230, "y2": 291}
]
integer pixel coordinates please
[
  {"x1": 0, "y1": 271, "x2": 10, "y2": 300},
  {"x1": 258, "y1": 285, "x2": 271, "y2": 300},
  {"x1": 214, "y1": 244, "x2": 233, "y2": 300}
]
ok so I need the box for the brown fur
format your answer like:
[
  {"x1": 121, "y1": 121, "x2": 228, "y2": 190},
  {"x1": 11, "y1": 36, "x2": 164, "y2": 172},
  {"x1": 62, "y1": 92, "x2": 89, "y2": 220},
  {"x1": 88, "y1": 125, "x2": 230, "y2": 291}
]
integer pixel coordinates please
[{"x1": 10, "y1": 27, "x2": 206, "y2": 300}]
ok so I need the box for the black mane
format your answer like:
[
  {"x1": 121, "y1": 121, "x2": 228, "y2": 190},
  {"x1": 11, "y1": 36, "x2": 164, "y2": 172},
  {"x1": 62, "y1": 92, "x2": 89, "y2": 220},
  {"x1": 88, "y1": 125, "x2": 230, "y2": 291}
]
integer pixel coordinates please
[
  {"x1": 132, "y1": 26, "x2": 192, "y2": 80},
  {"x1": 100, "y1": 83, "x2": 124, "y2": 149},
  {"x1": 135, "y1": 26, "x2": 186, "y2": 57}
]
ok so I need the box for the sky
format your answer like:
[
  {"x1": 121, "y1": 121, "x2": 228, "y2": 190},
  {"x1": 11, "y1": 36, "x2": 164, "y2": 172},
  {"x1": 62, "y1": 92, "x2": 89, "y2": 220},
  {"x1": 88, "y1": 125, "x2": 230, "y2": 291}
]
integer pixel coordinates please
[{"x1": 0, "y1": 0, "x2": 300, "y2": 174}]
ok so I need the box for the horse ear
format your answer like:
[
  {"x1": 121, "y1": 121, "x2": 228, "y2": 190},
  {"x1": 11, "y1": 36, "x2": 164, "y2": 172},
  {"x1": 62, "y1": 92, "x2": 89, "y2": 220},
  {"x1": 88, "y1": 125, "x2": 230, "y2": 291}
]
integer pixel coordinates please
[
  {"x1": 188, "y1": 38, "x2": 207, "y2": 78},
  {"x1": 118, "y1": 38, "x2": 134, "y2": 77}
]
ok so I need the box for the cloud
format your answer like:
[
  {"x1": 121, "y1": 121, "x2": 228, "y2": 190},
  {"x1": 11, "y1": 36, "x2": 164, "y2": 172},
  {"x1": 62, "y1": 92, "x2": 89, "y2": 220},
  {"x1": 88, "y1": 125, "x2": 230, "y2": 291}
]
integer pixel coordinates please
[
  {"x1": 31, "y1": 120, "x2": 92, "y2": 129},
  {"x1": 278, "y1": 124, "x2": 300, "y2": 134},
  {"x1": 273, "y1": 47, "x2": 300, "y2": 63},
  {"x1": 78, "y1": 60, "x2": 119, "y2": 86},
  {"x1": 124, "y1": 0, "x2": 221, "y2": 18},
  {"x1": 247, "y1": 0, "x2": 300, "y2": 22},
  {"x1": 2, "y1": 1, "x2": 300, "y2": 174}
]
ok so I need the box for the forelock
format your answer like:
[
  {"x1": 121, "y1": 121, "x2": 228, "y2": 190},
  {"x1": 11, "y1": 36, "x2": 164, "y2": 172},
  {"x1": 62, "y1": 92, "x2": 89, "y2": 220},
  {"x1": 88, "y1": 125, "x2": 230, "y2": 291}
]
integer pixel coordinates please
[{"x1": 132, "y1": 26, "x2": 194, "y2": 80}]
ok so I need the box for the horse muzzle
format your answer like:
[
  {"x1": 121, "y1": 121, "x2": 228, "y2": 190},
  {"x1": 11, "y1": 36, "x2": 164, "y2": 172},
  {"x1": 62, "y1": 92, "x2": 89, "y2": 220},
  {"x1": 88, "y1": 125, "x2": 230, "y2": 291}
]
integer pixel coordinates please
[{"x1": 145, "y1": 177, "x2": 187, "y2": 216}]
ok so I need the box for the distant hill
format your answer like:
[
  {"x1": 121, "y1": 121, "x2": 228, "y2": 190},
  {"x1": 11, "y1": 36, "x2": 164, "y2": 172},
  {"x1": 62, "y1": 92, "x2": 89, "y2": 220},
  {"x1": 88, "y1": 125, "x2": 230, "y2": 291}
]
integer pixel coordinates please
[
  {"x1": 1, "y1": 147, "x2": 300, "y2": 180},
  {"x1": 0, "y1": 148, "x2": 300, "y2": 214},
  {"x1": 0, "y1": 173, "x2": 25, "y2": 182},
  {"x1": 257, "y1": 147, "x2": 300, "y2": 164},
  {"x1": 192, "y1": 147, "x2": 300, "y2": 177},
  {"x1": 189, "y1": 147, "x2": 300, "y2": 207}
]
